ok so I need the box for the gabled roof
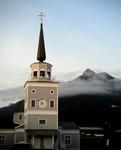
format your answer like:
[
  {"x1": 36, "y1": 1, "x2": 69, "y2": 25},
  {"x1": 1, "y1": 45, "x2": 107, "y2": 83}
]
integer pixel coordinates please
[
  {"x1": 14, "y1": 124, "x2": 24, "y2": 129},
  {"x1": 59, "y1": 121, "x2": 79, "y2": 129}
]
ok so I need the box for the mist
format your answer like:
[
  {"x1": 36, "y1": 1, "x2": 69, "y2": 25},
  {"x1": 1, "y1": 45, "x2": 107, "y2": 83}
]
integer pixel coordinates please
[
  {"x1": 59, "y1": 78, "x2": 121, "y2": 97},
  {"x1": 0, "y1": 86, "x2": 24, "y2": 107},
  {"x1": 0, "y1": 73, "x2": 121, "y2": 108}
]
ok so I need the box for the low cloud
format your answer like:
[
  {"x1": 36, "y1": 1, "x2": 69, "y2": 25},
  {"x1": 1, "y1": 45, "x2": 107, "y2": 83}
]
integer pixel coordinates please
[
  {"x1": 0, "y1": 86, "x2": 24, "y2": 107},
  {"x1": 59, "y1": 78, "x2": 121, "y2": 97},
  {"x1": 0, "y1": 76, "x2": 121, "y2": 108}
]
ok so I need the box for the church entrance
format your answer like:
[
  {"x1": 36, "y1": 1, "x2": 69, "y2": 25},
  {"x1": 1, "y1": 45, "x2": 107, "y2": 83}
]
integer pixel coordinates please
[
  {"x1": 26, "y1": 130, "x2": 59, "y2": 150},
  {"x1": 34, "y1": 136, "x2": 44, "y2": 149},
  {"x1": 30, "y1": 135, "x2": 54, "y2": 149}
]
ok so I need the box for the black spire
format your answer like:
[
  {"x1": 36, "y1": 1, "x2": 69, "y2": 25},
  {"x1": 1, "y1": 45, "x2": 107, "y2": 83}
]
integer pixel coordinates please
[{"x1": 37, "y1": 22, "x2": 46, "y2": 62}]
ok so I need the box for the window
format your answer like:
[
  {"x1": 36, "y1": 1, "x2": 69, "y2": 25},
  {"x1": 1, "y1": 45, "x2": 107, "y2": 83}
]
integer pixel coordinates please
[
  {"x1": 18, "y1": 114, "x2": 23, "y2": 120},
  {"x1": 33, "y1": 71, "x2": 37, "y2": 77},
  {"x1": 50, "y1": 90, "x2": 54, "y2": 94},
  {"x1": 50, "y1": 100, "x2": 55, "y2": 108},
  {"x1": 40, "y1": 71, "x2": 45, "y2": 78},
  {"x1": 64, "y1": 135, "x2": 72, "y2": 146},
  {"x1": 31, "y1": 89, "x2": 36, "y2": 94},
  {"x1": 38, "y1": 119, "x2": 46, "y2": 125},
  {"x1": 0, "y1": 136, "x2": 5, "y2": 145},
  {"x1": 31, "y1": 100, "x2": 36, "y2": 108},
  {"x1": 47, "y1": 71, "x2": 51, "y2": 78}
]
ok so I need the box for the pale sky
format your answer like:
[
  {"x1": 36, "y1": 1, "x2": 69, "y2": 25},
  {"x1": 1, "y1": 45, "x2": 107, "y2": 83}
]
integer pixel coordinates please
[{"x1": 0, "y1": 0, "x2": 121, "y2": 90}]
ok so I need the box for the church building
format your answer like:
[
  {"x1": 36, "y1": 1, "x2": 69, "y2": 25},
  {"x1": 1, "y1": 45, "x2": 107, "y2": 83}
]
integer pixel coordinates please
[{"x1": 0, "y1": 15, "x2": 81, "y2": 150}]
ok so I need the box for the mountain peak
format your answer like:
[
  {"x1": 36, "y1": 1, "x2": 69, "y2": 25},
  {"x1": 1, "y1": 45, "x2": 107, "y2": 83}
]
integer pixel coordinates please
[
  {"x1": 97, "y1": 72, "x2": 115, "y2": 80},
  {"x1": 78, "y1": 68, "x2": 95, "y2": 80},
  {"x1": 76, "y1": 68, "x2": 115, "y2": 81},
  {"x1": 83, "y1": 68, "x2": 95, "y2": 75}
]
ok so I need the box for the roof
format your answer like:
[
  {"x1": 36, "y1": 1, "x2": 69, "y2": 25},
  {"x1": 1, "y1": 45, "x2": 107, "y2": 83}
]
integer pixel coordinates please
[
  {"x1": 59, "y1": 121, "x2": 79, "y2": 129},
  {"x1": 37, "y1": 23, "x2": 46, "y2": 62},
  {"x1": 80, "y1": 127, "x2": 104, "y2": 131}
]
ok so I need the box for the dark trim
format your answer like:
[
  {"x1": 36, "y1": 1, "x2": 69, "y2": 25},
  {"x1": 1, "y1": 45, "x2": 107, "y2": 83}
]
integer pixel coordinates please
[{"x1": 26, "y1": 129, "x2": 59, "y2": 136}]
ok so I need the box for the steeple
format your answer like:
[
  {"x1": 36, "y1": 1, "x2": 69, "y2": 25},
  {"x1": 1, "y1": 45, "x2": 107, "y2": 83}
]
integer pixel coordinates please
[{"x1": 37, "y1": 14, "x2": 46, "y2": 62}]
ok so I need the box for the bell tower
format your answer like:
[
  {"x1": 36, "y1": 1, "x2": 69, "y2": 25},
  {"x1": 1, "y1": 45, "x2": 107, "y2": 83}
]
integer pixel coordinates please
[{"x1": 24, "y1": 13, "x2": 59, "y2": 150}]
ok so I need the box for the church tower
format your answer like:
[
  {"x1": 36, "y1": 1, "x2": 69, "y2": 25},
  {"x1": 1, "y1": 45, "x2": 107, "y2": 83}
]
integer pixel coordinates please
[{"x1": 24, "y1": 14, "x2": 59, "y2": 149}]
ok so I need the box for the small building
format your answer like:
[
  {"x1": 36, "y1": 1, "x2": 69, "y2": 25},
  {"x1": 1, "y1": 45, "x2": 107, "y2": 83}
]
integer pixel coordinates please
[
  {"x1": 59, "y1": 121, "x2": 80, "y2": 150},
  {"x1": 80, "y1": 127, "x2": 105, "y2": 150}
]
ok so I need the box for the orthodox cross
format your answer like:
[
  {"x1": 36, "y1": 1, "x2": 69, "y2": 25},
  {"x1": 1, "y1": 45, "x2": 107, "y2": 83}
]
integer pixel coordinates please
[{"x1": 38, "y1": 12, "x2": 45, "y2": 23}]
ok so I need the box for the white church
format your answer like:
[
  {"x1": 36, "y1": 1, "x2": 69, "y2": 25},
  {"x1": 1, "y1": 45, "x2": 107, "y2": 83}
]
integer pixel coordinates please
[{"x1": 0, "y1": 15, "x2": 82, "y2": 150}]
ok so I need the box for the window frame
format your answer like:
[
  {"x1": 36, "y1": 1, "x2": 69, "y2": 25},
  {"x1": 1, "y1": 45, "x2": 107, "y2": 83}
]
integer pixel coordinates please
[
  {"x1": 47, "y1": 71, "x2": 51, "y2": 78},
  {"x1": 31, "y1": 89, "x2": 36, "y2": 94},
  {"x1": 38, "y1": 119, "x2": 47, "y2": 125},
  {"x1": 49, "y1": 100, "x2": 55, "y2": 108},
  {"x1": 64, "y1": 135, "x2": 72, "y2": 146},
  {"x1": 40, "y1": 71, "x2": 45, "y2": 78},
  {"x1": 31, "y1": 99, "x2": 36, "y2": 108},
  {"x1": 50, "y1": 90, "x2": 54, "y2": 94},
  {"x1": 33, "y1": 71, "x2": 37, "y2": 77},
  {"x1": 18, "y1": 113, "x2": 23, "y2": 120},
  {"x1": 0, "y1": 135, "x2": 6, "y2": 145}
]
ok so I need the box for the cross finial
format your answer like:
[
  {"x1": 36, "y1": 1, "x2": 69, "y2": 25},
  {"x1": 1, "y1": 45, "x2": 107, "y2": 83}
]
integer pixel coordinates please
[{"x1": 38, "y1": 12, "x2": 45, "y2": 23}]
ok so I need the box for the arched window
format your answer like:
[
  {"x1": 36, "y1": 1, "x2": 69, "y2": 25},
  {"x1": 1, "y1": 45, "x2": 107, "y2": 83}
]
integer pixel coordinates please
[
  {"x1": 40, "y1": 68, "x2": 45, "y2": 78},
  {"x1": 50, "y1": 100, "x2": 55, "y2": 108},
  {"x1": 31, "y1": 100, "x2": 36, "y2": 108},
  {"x1": 33, "y1": 69, "x2": 37, "y2": 78},
  {"x1": 47, "y1": 71, "x2": 51, "y2": 78}
]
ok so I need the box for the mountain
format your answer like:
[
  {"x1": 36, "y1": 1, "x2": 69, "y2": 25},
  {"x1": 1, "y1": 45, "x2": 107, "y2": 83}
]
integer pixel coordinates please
[
  {"x1": 58, "y1": 69, "x2": 121, "y2": 127},
  {"x1": 59, "y1": 69, "x2": 121, "y2": 97},
  {"x1": 0, "y1": 104, "x2": 16, "y2": 128},
  {"x1": 59, "y1": 94, "x2": 121, "y2": 128}
]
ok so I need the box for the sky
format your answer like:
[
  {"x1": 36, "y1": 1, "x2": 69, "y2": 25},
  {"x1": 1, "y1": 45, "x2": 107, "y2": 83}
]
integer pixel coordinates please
[{"x1": 0, "y1": 0, "x2": 121, "y2": 90}]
